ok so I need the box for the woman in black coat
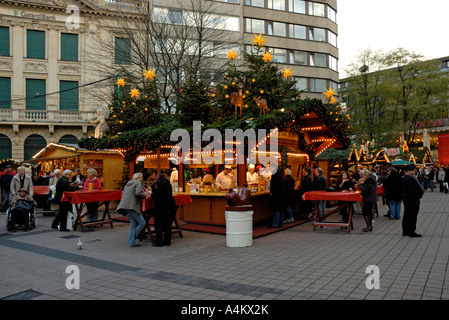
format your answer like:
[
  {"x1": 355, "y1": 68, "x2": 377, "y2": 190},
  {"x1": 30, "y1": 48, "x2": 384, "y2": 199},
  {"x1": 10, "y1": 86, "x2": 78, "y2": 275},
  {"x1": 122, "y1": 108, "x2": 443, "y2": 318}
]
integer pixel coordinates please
[
  {"x1": 151, "y1": 174, "x2": 177, "y2": 246},
  {"x1": 357, "y1": 172, "x2": 378, "y2": 232},
  {"x1": 337, "y1": 171, "x2": 355, "y2": 222},
  {"x1": 383, "y1": 169, "x2": 403, "y2": 219}
]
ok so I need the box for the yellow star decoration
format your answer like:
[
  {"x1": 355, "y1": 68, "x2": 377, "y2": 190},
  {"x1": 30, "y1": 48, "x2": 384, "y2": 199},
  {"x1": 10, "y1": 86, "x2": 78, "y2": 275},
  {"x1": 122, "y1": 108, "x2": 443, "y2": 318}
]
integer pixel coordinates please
[
  {"x1": 252, "y1": 33, "x2": 266, "y2": 47},
  {"x1": 262, "y1": 51, "x2": 273, "y2": 62},
  {"x1": 143, "y1": 68, "x2": 157, "y2": 81},
  {"x1": 323, "y1": 87, "x2": 336, "y2": 99},
  {"x1": 282, "y1": 67, "x2": 293, "y2": 79},
  {"x1": 329, "y1": 97, "x2": 337, "y2": 104},
  {"x1": 130, "y1": 88, "x2": 140, "y2": 99},
  {"x1": 226, "y1": 50, "x2": 238, "y2": 61},
  {"x1": 115, "y1": 77, "x2": 126, "y2": 87}
]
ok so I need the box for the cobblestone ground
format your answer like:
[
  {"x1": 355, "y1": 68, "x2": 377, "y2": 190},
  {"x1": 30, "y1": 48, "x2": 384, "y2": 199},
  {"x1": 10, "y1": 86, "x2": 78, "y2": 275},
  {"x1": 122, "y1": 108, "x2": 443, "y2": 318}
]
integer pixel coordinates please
[{"x1": 0, "y1": 189, "x2": 448, "y2": 304}]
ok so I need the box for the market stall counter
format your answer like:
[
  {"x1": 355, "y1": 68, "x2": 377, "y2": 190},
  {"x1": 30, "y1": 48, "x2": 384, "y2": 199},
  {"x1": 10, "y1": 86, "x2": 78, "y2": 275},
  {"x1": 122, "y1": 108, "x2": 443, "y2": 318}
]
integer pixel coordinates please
[
  {"x1": 302, "y1": 190, "x2": 363, "y2": 233},
  {"x1": 176, "y1": 191, "x2": 272, "y2": 226},
  {"x1": 61, "y1": 190, "x2": 122, "y2": 232}
]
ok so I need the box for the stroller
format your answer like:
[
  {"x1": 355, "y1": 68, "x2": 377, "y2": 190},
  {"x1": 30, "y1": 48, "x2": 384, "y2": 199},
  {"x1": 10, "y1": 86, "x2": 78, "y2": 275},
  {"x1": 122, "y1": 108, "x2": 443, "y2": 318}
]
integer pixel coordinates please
[{"x1": 6, "y1": 199, "x2": 37, "y2": 232}]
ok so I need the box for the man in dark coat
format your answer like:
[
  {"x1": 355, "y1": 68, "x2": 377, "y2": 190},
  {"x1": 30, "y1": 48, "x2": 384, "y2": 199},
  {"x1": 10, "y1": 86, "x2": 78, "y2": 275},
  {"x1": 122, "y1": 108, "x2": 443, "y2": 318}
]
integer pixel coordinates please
[
  {"x1": 383, "y1": 168, "x2": 403, "y2": 220},
  {"x1": 402, "y1": 164, "x2": 425, "y2": 237},
  {"x1": 151, "y1": 174, "x2": 177, "y2": 246},
  {"x1": 312, "y1": 167, "x2": 327, "y2": 220},
  {"x1": 299, "y1": 167, "x2": 313, "y2": 218},
  {"x1": 268, "y1": 168, "x2": 287, "y2": 228},
  {"x1": 283, "y1": 168, "x2": 295, "y2": 223},
  {"x1": 51, "y1": 170, "x2": 79, "y2": 231}
]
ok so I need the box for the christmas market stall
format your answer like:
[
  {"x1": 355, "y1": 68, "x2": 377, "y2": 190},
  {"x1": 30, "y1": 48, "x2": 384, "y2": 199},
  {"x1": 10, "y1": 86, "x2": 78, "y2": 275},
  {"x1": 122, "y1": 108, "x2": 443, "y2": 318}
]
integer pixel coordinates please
[
  {"x1": 25, "y1": 142, "x2": 124, "y2": 191},
  {"x1": 77, "y1": 34, "x2": 351, "y2": 233}
]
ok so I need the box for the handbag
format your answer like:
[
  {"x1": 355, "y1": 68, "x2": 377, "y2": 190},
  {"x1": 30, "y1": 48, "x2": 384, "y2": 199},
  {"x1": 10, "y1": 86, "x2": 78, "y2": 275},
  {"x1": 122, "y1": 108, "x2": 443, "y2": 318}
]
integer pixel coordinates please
[{"x1": 15, "y1": 199, "x2": 34, "y2": 212}]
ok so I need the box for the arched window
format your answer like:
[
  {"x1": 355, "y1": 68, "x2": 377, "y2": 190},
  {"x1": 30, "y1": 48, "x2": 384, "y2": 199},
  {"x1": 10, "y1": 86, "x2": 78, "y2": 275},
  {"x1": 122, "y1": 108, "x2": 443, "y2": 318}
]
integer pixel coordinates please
[
  {"x1": 0, "y1": 134, "x2": 12, "y2": 160},
  {"x1": 58, "y1": 134, "x2": 78, "y2": 145},
  {"x1": 24, "y1": 134, "x2": 46, "y2": 161}
]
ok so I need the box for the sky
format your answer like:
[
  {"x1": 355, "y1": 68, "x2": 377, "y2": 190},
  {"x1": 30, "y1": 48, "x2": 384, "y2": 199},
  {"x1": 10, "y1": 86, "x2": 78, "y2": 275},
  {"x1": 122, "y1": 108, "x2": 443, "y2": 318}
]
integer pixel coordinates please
[{"x1": 337, "y1": 0, "x2": 449, "y2": 78}]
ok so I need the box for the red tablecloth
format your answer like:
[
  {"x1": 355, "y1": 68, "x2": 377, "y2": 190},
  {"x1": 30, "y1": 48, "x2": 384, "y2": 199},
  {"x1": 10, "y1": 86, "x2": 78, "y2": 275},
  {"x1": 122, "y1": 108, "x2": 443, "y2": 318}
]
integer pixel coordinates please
[
  {"x1": 302, "y1": 190, "x2": 363, "y2": 202},
  {"x1": 142, "y1": 193, "x2": 193, "y2": 212},
  {"x1": 34, "y1": 186, "x2": 50, "y2": 195},
  {"x1": 62, "y1": 190, "x2": 122, "y2": 204}
]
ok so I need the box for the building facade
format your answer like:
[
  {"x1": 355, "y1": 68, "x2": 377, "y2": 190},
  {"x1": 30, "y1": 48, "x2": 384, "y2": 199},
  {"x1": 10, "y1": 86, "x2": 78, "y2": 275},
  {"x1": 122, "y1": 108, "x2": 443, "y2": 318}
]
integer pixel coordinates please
[{"x1": 0, "y1": 0, "x2": 339, "y2": 161}]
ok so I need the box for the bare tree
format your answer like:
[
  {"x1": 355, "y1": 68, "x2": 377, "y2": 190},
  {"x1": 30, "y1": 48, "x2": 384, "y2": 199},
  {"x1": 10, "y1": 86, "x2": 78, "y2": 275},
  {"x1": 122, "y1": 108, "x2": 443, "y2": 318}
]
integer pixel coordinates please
[{"x1": 85, "y1": 0, "x2": 243, "y2": 114}]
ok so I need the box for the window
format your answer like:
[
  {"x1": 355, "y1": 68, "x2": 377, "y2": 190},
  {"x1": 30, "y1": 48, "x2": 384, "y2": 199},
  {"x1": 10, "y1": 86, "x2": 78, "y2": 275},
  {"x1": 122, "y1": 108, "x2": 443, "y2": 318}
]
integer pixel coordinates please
[
  {"x1": 271, "y1": 48, "x2": 287, "y2": 63},
  {"x1": 246, "y1": 18, "x2": 265, "y2": 34},
  {"x1": 268, "y1": 22, "x2": 286, "y2": 37},
  {"x1": 328, "y1": 6, "x2": 337, "y2": 23},
  {"x1": 328, "y1": 30, "x2": 337, "y2": 46},
  {"x1": 59, "y1": 135, "x2": 78, "y2": 145},
  {"x1": 0, "y1": 77, "x2": 11, "y2": 109},
  {"x1": 330, "y1": 81, "x2": 338, "y2": 91},
  {"x1": 245, "y1": 0, "x2": 264, "y2": 7},
  {"x1": 0, "y1": 26, "x2": 9, "y2": 56},
  {"x1": 309, "y1": 2, "x2": 325, "y2": 17},
  {"x1": 288, "y1": 0, "x2": 306, "y2": 14},
  {"x1": 115, "y1": 37, "x2": 131, "y2": 65},
  {"x1": 27, "y1": 30, "x2": 45, "y2": 59},
  {"x1": 309, "y1": 27, "x2": 326, "y2": 42},
  {"x1": 289, "y1": 24, "x2": 306, "y2": 39},
  {"x1": 329, "y1": 55, "x2": 338, "y2": 71},
  {"x1": 268, "y1": 0, "x2": 285, "y2": 11},
  {"x1": 0, "y1": 134, "x2": 12, "y2": 160},
  {"x1": 168, "y1": 9, "x2": 183, "y2": 24},
  {"x1": 310, "y1": 78, "x2": 327, "y2": 93},
  {"x1": 294, "y1": 77, "x2": 308, "y2": 92},
  {"x1": 214, "y1": 42, "x2": 240, "y2": 58},
  {"x1": 290, "y1": 51, "x2": 306, "y2": 65},
  {"x1": 26, "y1": 79, "x2": 46, "y2": 110},
  {"x1": 310, "y1": 53, "x2": 326, "y2": 67},
  {"x1": 24, "y1": 135, "x2": 46, "y2": 161},
  {"x1": 61, "y1": 33, "x2": 78, "y2": 61},
  {"x1": 60, "y1": 81, "x2": 79, "y2": 111}
]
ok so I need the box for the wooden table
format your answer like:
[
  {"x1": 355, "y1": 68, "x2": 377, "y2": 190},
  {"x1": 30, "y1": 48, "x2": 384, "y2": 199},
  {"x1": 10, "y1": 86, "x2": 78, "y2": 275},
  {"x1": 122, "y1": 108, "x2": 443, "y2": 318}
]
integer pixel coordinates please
[
  {"x1": 62, "y1": 190, "x2": 122, "y2": 232},
  {"x1": 302, "y1": 191, "x2": 363, "y2": 233},
  {"x1": 139, "y1": 194, "x2": 192, "y2": 242}
]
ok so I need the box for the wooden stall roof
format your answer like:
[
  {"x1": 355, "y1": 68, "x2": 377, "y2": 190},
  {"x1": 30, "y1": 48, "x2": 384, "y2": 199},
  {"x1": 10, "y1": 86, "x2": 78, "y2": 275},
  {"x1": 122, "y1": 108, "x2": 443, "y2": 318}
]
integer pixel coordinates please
[{"x1": 24, "y1": 143, "x2": 123, "y2": 163}]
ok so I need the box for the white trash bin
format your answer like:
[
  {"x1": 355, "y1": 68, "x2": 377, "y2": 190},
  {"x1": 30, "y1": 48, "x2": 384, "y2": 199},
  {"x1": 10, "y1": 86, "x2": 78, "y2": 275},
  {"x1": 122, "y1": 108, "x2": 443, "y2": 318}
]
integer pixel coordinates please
[{"x1": 225, "y1": 208, "x2": 253, "y2": 247}]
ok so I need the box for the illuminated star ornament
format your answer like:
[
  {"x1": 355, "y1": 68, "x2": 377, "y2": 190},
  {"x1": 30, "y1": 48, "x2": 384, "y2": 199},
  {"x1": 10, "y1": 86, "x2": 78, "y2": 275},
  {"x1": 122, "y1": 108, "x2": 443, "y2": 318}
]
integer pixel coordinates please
[
  {"x1": 226, "y1": 50, "x2": 238, "y2": 61},
  {"x1": 115, "y1": 77, "x2": 126, "y2": 87},
  {"x1": 262, "y1": 51, "x2": 273, "y2": 62},
  {"x1": 252, "y1": 33, "x2": 266, "y2": 47},
  {"x1": 329, "y1": 97, "x2": 337, "y2": 104},
  {"x1": 323, "y1": 87, "x2": 337, "y2": 100},
  {"x1": 130, "y1": 88, "x2": 140, "y2": 99},
  {"x1": 282, "y1": 67, "x2": 293, "y2": 79},
  {"x1": 143, "y1": 68, "x2": 157, "y2": 81}
]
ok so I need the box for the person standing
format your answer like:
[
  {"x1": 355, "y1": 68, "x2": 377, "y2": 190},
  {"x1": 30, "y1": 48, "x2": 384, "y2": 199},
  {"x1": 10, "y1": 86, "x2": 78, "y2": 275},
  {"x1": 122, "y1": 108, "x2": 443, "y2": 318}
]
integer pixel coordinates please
[
  {"x1": 337, "y1": 171, "x2": 355, "y2": 223},
  {"x1": 71, "y1": 168, "x2": 86, "y2": 189},
  {"x1": 427, "y1": 167, "x2": 435, "y2": 192},
  {"x1": 10, "y1": 166, "x2": 34, "y2": 199},
  {"x1": 383, "y1": 168, "x2": 402, "y2": 220},
  {"x1": 246, "y1": 164, "x2": 260, "y2": 185},
  {"x1": 116, "y1": 173, "x2": 147, "y2": 247},
  {"x1": 83, "y1": 168, "x2": 102, "y2": 223},
  {"x1": 299, "y1": 167, "x2": 313, "y2": 218},
  {"x1": 49, "y1": 169, "x2": 62, "y2": 188},
  {"x1": 268, "y1": 168, "x2": 287, "y2": 228},
  {"x1": 0, "y1": 164, "x2": 16, "y2": 210},
  {"x1": 312, "y1": 167, "x2": 327, "y2": 220},
  {"x1": 150, "y1": 174, "x2": 177, "y2": 246},
  {"x1": 438, "y1": 167, "x2": 446, "y2": 193},
  {"x1": 51, "y1": 170, "x2": 79, "y2": 231},
  {"x1": 402, "y1": 164, "x2": 425, "y2": 237},
  {"x1": 283, "y1": 168, "x2": 295, "y2": 223},
  {"x1": 357, "y1": 171, "x2": 378, "y2": 232}
]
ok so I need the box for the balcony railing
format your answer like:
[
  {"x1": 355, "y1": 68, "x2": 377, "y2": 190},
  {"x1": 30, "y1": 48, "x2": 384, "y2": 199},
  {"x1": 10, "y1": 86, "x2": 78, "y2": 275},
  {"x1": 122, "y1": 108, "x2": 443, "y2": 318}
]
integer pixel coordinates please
[
  {"x1": 91, "y1": 0, "x2": 146, "y2": 12},
  {"x1": 0, "y1": 109, "x2": 94, "y2": 123}
]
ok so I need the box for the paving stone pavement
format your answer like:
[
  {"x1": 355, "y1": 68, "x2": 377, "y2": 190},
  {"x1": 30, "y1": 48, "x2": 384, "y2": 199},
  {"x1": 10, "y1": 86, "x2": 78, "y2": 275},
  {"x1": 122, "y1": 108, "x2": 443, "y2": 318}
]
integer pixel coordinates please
[{"x1": 0, "y1": 189, "x2": 448, "y2": 306}]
